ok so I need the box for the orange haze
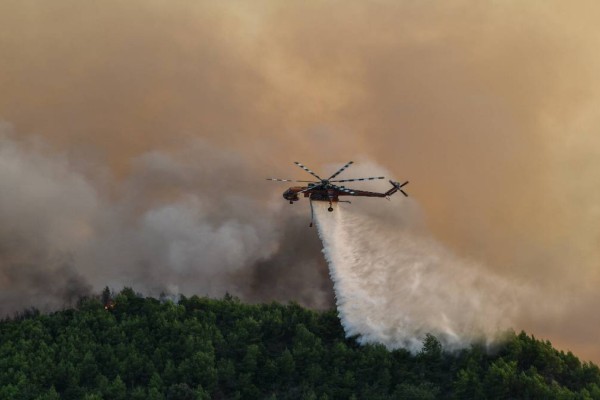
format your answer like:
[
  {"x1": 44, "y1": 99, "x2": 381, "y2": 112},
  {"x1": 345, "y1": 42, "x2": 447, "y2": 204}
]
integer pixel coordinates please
[{"x1": 1, "y1": 1, "x2": 600, "y2": 362}]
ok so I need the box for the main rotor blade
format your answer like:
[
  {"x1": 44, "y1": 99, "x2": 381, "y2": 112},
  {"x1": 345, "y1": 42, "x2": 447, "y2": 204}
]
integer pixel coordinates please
[
  {"x1": 327, "y1": 161, "x2": 354, "y2": 180},
  {"x1": 330, "y1": 176, "x2": 385, "y2": 183},
  {"x1": 399, "y1": 181, "x2": 409, "y2": 188},
  {"x1": 266, "y1": 178, "x2": 318, "y2": 183},
  {"x1": 294, "y1": 161, "x2": 322, "y2": 181},
  {"x1": 332, "y1": 185, "x2": 355, "y2": 195},
  {"x1": 299, "y1": 184, "x2": 323, "y2": 194}
]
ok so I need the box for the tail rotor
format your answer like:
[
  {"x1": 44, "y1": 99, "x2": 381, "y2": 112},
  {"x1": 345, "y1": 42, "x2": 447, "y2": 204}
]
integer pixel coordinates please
[{"x1": 386, "y1": 180, "x2": 409, "y2": 197}]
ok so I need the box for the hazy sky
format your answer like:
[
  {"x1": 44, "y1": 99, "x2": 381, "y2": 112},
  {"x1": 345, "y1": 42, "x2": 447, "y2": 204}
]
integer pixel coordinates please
[{"x1": 1, "y1": 1, "x2": 600, "y2": 361}]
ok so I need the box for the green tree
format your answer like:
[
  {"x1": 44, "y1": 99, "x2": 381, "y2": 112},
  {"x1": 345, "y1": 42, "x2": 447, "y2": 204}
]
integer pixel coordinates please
[
  {"x1": 483, "y1": 359, "x2": 517, "y2": 398},
  {"x1": 105, "y1": 375, "x2": 127, "y2": 400},
  {"x1": 1, "y1": 288, "x2": 598, "y2": 399},
  {"x1": 166, "y1": 383, "x2": 196, "y2": 400}
]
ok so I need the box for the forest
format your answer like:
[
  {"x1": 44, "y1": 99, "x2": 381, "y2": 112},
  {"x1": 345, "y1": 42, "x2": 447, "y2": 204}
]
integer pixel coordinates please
[{"x1": 1, "y1": 288, "x2": 599, "y2": 399}]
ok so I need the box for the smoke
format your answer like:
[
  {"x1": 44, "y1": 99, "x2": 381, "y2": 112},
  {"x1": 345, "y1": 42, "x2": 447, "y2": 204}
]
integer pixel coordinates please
[
  {"x1": 1, "y1": 1, "x2": 600, "y2": 361},
  {"x1": 0, "y1": 123, "x2": 333, "y2": 312},
  {"x1": 0, "y1": 125, "x2": 96, "y2": 314}
]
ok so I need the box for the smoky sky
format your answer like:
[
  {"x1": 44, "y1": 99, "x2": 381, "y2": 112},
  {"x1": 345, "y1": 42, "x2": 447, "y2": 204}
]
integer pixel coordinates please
[{"x1": 1, "y1": 1, "x2": 600, "y2": 361}]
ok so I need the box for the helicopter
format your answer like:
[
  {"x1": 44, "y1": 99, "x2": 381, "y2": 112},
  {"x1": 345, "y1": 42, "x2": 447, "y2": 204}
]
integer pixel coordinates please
[{"x1": 267, "y1": 161, "x2": 408, "y2": 226}]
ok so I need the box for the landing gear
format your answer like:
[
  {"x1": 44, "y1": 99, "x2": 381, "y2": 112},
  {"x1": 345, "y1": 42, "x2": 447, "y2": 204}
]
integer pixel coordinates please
[
  {"x1": 289, "y1": 201, "x2": 294, "y2": 204},
  {"x1": 328, "y1": 206, "x2": 334, "y2": 212}
]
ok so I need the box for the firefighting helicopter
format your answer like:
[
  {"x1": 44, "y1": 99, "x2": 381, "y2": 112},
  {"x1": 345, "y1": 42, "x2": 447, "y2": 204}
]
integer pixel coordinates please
[{"x1": 267, "y1": 161, "x2": 408, "y2": 226}]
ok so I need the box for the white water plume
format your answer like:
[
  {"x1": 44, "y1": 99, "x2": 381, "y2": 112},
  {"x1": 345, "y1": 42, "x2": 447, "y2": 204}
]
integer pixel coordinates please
[{"x1": 314, "y1": 200, "x2": 522, "y2": 353}]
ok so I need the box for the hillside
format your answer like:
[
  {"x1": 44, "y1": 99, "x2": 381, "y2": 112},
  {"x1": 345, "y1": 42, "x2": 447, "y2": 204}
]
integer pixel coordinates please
[{"x1": 1, "y1": 288, "x2": 599, "y2": 399}]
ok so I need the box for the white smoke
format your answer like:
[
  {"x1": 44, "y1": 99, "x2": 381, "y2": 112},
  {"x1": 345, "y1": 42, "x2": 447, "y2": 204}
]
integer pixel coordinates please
[{"x1": 315, "y1": 188, "x2": 525, "y2": 352}]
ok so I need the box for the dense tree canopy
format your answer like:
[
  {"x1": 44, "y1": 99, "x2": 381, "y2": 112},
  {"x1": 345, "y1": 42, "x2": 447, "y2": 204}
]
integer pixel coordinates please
[{"x1": 1, "y1": 288, "x2": 599, "y2": 399}]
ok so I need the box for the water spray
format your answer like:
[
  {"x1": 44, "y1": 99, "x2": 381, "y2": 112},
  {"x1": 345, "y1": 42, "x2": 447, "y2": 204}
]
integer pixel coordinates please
[{"x1": 314, "y1": 201, "x2": 519, "y2": 352}]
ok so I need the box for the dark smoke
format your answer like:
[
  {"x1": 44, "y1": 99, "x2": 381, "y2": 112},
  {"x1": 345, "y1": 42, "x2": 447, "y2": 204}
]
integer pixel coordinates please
[
  {"x1": 0, "y1": 254, "x2": 92, "y2": 316},
  {"x1": 240, "y1": 215, "x2": 334, "y2": 309}
]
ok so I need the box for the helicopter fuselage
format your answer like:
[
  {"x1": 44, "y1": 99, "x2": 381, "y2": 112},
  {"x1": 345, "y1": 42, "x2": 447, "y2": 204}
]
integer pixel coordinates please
[
  {"x1": 269, "y1": 161, "x2": 408, "y2": 218},
  {"x1": 283, "y1": 186, "x2": 385, "y2": 203}
]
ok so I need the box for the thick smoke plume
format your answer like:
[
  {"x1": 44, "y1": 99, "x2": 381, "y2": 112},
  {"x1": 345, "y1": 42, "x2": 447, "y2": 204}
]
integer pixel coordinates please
[{"x1": 0, "y1": 124, "x2": 332, "y2": 314}]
